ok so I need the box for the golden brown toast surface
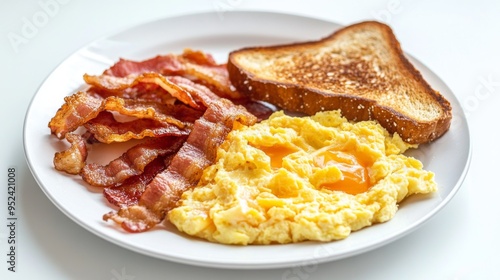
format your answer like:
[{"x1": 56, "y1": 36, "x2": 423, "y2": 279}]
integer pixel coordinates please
[{"x1": 228, "y1": 21, "x2": 452, "y2": 144}]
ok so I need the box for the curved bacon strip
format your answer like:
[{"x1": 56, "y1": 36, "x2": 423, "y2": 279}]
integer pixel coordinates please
[
  {"x1": 180, "y1": 48, "x2": 218, "y2": 66},
  {"x1": 166, "y1": 76, "x2": 221, "y2": 108},
  {"x1": 53, "y1": 133, "x2": 88, "y2": 175},
  {"x1": 87, "y1": 50, "x2": 276, "y2": 119},
  {"x1": 82, "y1": 135, "x2": 186, "y2": 188},
  {"x1": 84, "y1": 111, "x2": 193, "y2": 144},
  {"x1": 84, "y1": 112, "x2": 182, "y2": 144},
  {"x1": 85, "y1": 73, "x2": 220, "y2": 110},
  {"x1": 183, "y1": 62, "x2": 239, "y2": 99},
  {"x1": 49, "y1": 91, "x2": 103, "y2": 139},
  {"x1": 170, "y1": 49, "x2": 243, "y2": 99},
  {"x1": 86, "y1": 72, "x2": 276, "y2": 122},
  {"x1": 103, "y1": 49, "x2": 243, "y2": 99},
  {"x1": 105, "y1": 98, "x2": 201, "y2": 126},
  {"x1": 233, "y1": 99, "x2": 277, "y2": 122},
  {"x1": 103, "y1": 155, "x2": 172, "y2": 207},
  {"x1": 104, "y1": 53, "x2": 183, "y2": 77},
  {"x1": 48, "y1": 91, "x2": 191, "y2": 139},
  {"x1": 103, "y1": 99, "x2": 257, "y2": 232},
  {"x1": 103, "y1": 97, "x2": 189, "y2": 129},
  {"x1": 84, "y1": 74, "x2": 192, "y2": 105}
]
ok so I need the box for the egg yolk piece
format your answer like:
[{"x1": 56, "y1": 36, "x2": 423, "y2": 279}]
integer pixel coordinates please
[
  {"x1": 255, "y1": 145, "x2": 299, "y2": 169},
  {"x1": 313, "y1": 149, "x2": 370, "y2": 195},
  {"x1": 257, "y1": 143, "x2": 371, "y2": 195}
]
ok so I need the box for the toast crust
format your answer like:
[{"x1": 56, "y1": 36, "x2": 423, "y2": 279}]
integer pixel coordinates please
[{"x1": 227, "y1": 21, "x2": 452, "y2": 144}]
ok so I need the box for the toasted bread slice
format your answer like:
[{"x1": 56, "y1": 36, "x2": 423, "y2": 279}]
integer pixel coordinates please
[{"x1": 227, "y1": 21, "x2": 452, "y2": 144}]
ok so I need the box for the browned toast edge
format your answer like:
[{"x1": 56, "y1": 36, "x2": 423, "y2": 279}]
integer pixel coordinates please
[{"x1": 227, "y1": 21, "x2": 452, "y2": 144}]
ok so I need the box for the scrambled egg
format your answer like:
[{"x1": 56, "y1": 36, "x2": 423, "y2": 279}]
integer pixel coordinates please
[{"x1": 168, "y1": 110, "x2": 437, "y2": 245}]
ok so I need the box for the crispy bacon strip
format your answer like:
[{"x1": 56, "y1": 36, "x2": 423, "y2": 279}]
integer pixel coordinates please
[
  {"x1": 103, "y1": 99, "x2": 257, "y2": 232},
  {"x1": 103, "y1": 156, "x2": 172, "y2": 207},
  {"x1": 53, "y1": 133, "x2": 88, "y2": 175},
  {"x1": 103, "y1": 49, "x2": 243, "y2": 99},
  {"x1": 87, "y1": 73, "x2": 276, "y2": 122},
  {"x1": 49, "y1": 91, "x2": 103, "y2": 139},
  {"x1": 180, "y1": 48, "x2": 218, "y2": 66},
  {"x1": 87, "y1": 50, "x2": 276, "y2": 119},
  {"x1": 103, "y1": 97, "x2": 190, "y2": 128},
  {"x1": 82, "y1": 135, "x2": 186, "y2": 188},
  {"x1": 84, "y1": 73, "x2": 220, "y2": 110},
  {"x1": 83, "y1": 111, "x2": 192, "y2": 144},
  {"x1": 182, "y1": 62, "x2": 239, "y2": 99},
  {"x1": 169, "y1": 49, "x2": 243, "y2": 99},
  {"x1": 166, "y1": 75, "x2": 221, "y2": 107},
  {"x1": 48, "y1": 91, "x2": 191, "y2": 139},
  {"x1": 104, "y1": 53, "x2": 183, "y2": 77},
  {"x1": 49, "y1": 49, "x2": 277, "y2": 235}
]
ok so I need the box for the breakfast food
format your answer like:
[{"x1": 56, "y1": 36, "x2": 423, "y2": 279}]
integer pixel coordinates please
[
  {"x1": 48, "y1": 20, "x2": 445, "y2": 244},
  {"x1": 168, "y1": 110, "x2": 436, "y2": 245},
  {"x1": 228, "y1": 21, "x2": 452, "y2": 144},
  {"x1": 48, "y1": 49, "x2": 269, "y2": 232},
  {"x1": 103, "y1": 98, "x2": 256, "y2": 232}
]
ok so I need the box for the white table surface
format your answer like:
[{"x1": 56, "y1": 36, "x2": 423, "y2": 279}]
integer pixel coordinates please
[{"x1": 1, "y1": 0, "x2": 499, "y2": 279}]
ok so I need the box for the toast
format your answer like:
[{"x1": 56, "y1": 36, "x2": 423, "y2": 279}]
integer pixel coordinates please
[{"x1": 227, "y1": 21, "x2": 452, "y2": 144}]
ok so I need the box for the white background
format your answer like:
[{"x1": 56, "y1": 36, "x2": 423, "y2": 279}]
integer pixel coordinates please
[{"x1": 1, "y1": 0, "x2": 499, "y2": 279}]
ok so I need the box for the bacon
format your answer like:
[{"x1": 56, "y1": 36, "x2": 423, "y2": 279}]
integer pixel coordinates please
[
  {"x1": 84, "y1": 112, "x2": 193, "y2": 144},
  {"x1": 48, "y1": 49, "x2": 278, "y2": 234},
  {"x1": 48, "y1": 91, "x2": 191, "y2": 139},
  {"x1": 182, "y1": 62, "x2": 240, "y2": 99},
  {"x1": 91, "y1": 72, "x2": 274, "y2": 121},
  {"x1": 88, "y1": 49, "x2": 276, "y2": 118},
  {"x1": 102, "y1": 49, "x2": 243, "y2": 99},
  {"x1": 233, "y1": 99, "x2": 277, "y2": 122},
  {"x1": 84, "y1": 73, "x2": 194, "y2": 106},
  {"x1": 103, "y1": 99, "x2": 257, "y2": 232},
  {"x1": 53, "y1": 133, "x2": 88, "y2": 175},
  {"x1": 171, "y1": 49, "x2": 242, "y2": 99},
  {"x1": 166, "y1": 75, "x2": 221, "y2": 108},
  {"x1": 49, "y1": 91, "x2": 103, "y2": 139},
  {"x1": 82, "y1": 135, "x2": 186, "y2": 188},
  {"x1": 83, "y1": 75, "x2": 146, "y2": 100},
  {"x1": 103, "y1": 155, "x2": 173, "y2": 207},
  {"x1": 86, "y1": 72, "x2": 276, "y2": 122},
  {"x1": 102, "y1": 97, "x2": 190, "y2": 128},
  {"x1": 104, "y1": 53, "x2": 183, "y2": 77},
  {"x1": 85, "y1": 73, "x2": 220, "y2": 110}
]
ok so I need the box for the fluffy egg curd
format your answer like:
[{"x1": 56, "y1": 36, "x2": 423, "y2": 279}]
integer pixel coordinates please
[{"x1": 168, "y1": 110, "x2": 437, "y2": 245}]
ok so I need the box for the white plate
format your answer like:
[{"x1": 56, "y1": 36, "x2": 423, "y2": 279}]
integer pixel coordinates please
[{"x1": 24, "y1": 11, "x2": 471, "y2": 269}]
